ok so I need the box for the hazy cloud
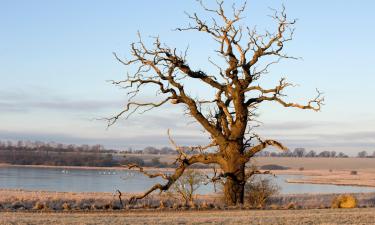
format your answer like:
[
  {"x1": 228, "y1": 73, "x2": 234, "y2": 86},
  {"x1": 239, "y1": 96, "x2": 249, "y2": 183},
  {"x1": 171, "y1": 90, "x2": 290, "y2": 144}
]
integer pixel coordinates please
[
  {"x1": 0, "y1": 129, "x2": 209, "y2": 149},
  {"x1": 0, "y1": 89, "x2": 122, "y2": 113}
]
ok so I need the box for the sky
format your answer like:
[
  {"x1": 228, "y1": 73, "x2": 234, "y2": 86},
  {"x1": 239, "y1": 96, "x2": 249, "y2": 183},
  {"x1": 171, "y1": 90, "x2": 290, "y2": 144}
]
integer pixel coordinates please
[{"x1": 1, "y1": 0, "x2": 375, "y2": 154}]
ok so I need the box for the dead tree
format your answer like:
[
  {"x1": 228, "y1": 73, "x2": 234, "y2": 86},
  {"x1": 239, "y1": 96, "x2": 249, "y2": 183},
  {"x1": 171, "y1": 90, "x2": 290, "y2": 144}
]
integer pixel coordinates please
[{"x1": 108, "y1": 1, "x2": 323, "y2": 206}]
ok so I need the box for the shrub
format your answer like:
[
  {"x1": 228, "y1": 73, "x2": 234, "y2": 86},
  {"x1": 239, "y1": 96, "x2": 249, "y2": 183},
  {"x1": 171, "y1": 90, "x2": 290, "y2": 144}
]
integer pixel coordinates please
[
  {"x1": 200, "y1": 201, "x2": 208, "y2": 209},
  {"x1": 331, "y1": 194, "x2": 357, "y2": 208},
  {"x1": 350, "y1": 170, "x2": 358, "y2": 175},
  {"x1": 245, "y1": 176, "x2": 280, "y2": 208},
  {"x1": 11, "y1": 201, "x2": 25, "y2": 210},
  {"x1": 260, "y1": 164, "x2": 289, "y2": 170},
  {"x1": 33, "y1": 201, "x2": 45, "y2": 210},
  {"x1": 62, "y1": 202, "x2": 71, "y2": 211},
  {"x1": 169, "y1": 169, "x2": 206, "y2": 205},
  {"x1": 298, "y1": 167, "x2": 304, "y2": 171}
]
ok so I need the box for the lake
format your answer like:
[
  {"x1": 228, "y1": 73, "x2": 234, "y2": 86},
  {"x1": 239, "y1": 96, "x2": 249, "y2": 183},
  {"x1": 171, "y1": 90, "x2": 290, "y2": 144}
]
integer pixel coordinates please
[{"x1": 1, "y1": 166, "x2": 375, "y2": 194}]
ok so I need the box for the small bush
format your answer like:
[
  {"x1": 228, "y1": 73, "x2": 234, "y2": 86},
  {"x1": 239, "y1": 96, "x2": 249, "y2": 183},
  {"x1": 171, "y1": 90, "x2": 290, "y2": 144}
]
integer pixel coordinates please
[
  {"x1": 245, "y1": 176, "x2": 280, "y2": 208},
  {"x1": 33, "y1": 201, "x2": 45, "y2": 210},
  {"x1": 169, "y1": 169, "x2": 206, "y2": 205},
  {"x1": 260, "y1": 164, "x2": 289, "y2": 170},
  {"x1": 298, "y1": 167, "x2": 304, "y2": 171},
  {"x1": 200, "y1": 201, "x2": 208, "y2": 209},
  {"x1": 350, "y1": 170, "x2": 358, "y2": 175},
  {"x1": 331, "y1": 194, "x2": 357, "y2": 208},
  {"x1": 11, "y1": 201, "x2": 25, "y2": 210},
  {"x1": 62, "y1": 202, "x2": 71, "y2": 211}
]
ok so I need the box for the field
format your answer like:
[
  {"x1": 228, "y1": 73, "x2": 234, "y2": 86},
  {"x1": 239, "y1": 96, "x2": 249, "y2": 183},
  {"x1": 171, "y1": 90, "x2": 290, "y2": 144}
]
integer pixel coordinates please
[
  {"x1": 252, "y1": 157, "x2": 375, "y2": 170},
  {"x1": 127, "y1": 154, "x2": 375, "y2": 170},
  {"x1": 2, "y1": 208, "x2": 375, "y2": 225}
]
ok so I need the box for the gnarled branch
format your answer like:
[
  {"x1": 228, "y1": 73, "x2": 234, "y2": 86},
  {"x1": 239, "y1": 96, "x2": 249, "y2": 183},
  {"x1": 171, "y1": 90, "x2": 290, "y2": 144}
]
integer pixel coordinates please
[{"x1": 245, "y1": 139, "x2": 288, "y2": 159}]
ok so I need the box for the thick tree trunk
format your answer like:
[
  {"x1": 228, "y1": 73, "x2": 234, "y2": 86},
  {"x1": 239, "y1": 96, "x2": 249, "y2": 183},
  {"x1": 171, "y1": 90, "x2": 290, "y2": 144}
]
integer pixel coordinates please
[
  {"x1": 223, "y1": 165, "x2": 245, "y2": 205},
  {"x1": 221, "y1": 142, "x2": 246, "y2": 206}
]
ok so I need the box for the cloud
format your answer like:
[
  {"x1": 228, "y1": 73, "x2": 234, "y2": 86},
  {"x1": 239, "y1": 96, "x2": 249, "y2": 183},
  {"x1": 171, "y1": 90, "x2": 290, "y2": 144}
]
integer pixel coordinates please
[
  {"x1": 263, "y1": 131, "x2": 375, "y2": 149},
  {"x1": 0, "y1": 89, "x2": 123, "y2": 113},
  {"x1": 30, "y1": 99, "x2": 122, "y2": 111},
  {"x1": 256, "y1": 120, "x2": 343, "y2": 132},
  {"x1": 0, "y1": 102, "x2": 28, "y2": 112},
  {"x1": 0, "y1": 129, "x2": 210, "y2": 150}
]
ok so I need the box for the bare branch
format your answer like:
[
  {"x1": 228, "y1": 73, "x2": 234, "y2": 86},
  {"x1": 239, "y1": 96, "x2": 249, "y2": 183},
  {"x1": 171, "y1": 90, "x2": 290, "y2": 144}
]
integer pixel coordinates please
[
  {"x1": 245, "y1": 139, "x2": 288, "y2": 159},
  {"x1": 128, "y1": 153, "x2": 222, "y2": 203},
  {"x1": 126, "y1": 164, "x2": 169, "y2": 180}
]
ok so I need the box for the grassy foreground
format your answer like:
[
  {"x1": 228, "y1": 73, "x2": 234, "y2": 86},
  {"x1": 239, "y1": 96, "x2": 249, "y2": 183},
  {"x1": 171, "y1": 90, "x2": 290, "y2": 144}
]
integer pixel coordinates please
[{"x1": 2, "y1": 208, "x2": 375, "y2": 225}]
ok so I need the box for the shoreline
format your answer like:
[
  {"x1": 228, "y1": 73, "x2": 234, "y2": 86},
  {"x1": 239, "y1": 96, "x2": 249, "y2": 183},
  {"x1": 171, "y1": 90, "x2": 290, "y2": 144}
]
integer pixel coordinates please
[{"x1": 0, "y1": 163, "x2": 177, "y2": 171}]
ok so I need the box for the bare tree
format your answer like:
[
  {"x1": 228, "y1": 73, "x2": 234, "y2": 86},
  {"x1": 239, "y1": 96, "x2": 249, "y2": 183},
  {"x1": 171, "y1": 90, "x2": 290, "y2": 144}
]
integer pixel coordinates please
[{"x1": 108, "y1": 1, "x2": 323, "y2": 205}]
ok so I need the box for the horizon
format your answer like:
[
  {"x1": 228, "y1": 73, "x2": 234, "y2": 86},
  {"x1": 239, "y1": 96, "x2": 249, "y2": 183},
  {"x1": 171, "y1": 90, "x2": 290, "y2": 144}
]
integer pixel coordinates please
[{"x1": 1, "y1": 1, "x2": 375, "y2": 154}]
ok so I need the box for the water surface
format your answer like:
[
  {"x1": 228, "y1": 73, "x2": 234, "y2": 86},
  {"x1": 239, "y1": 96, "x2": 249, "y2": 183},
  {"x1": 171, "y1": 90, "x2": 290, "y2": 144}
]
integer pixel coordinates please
[{"x1": 1, "y1": 167, "x2": 374, "y2": 194}]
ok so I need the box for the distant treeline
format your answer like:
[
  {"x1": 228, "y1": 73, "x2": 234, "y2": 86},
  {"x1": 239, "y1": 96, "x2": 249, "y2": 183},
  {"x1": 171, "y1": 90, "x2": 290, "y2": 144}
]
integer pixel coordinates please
[
  {"x1": 255, "y1": 148, "x2": 375, "y2": 158},
  {"x1": 127, "y1": 146, "x2": 375, "y2": 158},
  {"x1": 0, "y1": 140, "x2": 117, "y2": 153},
  {"x1": 1, "y1": 140, "x2": 374, "y2": 167},
  {"x1": 0, "y1": 149, "x2": 208, "y2": 168},
  {"x1": 0, "y1": 140, "x2": 206, "y2": 168}
]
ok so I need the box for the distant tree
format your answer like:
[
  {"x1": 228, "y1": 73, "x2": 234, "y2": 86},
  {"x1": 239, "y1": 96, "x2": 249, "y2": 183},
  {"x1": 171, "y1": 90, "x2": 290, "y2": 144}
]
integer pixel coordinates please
[
  {"x1": 293, "y1": 148, "x2": 306, "y2": 157},
  {"x1": 305, "y1": 150, "x2": 317, "y2": 157},
  {"x1": 330, "y1": 151, "x2": 337, "y2": 158},
  {"x1": 357, "y1": 151, "x2": 368, "y2": 158},
  {"x1": 318, "y1": 151, "x2": 331, "y2": 158},
  {"x1": 108, "y1": 1, "x2": 323, "y2": 205},
  {"x1": 338, "y1": 152, "x2": 348, "y2": 158},
  {"x1": 160, "y1": 147, "x2": 174, "y2": 154}
]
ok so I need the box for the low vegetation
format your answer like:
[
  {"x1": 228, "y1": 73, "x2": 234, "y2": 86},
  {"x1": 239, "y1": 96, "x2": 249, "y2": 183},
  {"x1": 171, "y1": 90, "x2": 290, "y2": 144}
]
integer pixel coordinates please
[
  {"x1": 260, "y1": 164, "x2": 289, "y2": 170},
  {"x1": 245, "y1": 176, "x2": 280, "y2": 208},
  {"x1": 168, "y1": 169, "x2": 206, "y2": 206},
  {"x1": 1, "y1": 189, "x2": 373, "y2": 212},
  {"x1": 331, "y1": 194, "x2": 358, "y2": 209}
]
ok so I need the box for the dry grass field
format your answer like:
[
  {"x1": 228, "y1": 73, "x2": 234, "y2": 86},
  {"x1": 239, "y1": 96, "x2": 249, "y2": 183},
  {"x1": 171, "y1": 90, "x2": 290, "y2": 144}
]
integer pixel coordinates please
[
  {"x1": 2, "y1": 208, "x2": 375, "y2": 225},
  {"x1": 284, "y1": 169, "x2": 375, "y2": 187},
  {"x1": 252, "y1": 157, "x2": 375, "y2": 171}
]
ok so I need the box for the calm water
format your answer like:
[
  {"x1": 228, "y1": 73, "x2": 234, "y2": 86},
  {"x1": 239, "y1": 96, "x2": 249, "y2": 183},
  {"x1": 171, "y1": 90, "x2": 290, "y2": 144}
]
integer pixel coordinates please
[{"x1": 1, "y1": 167, "x2": 375, "y2": 194}]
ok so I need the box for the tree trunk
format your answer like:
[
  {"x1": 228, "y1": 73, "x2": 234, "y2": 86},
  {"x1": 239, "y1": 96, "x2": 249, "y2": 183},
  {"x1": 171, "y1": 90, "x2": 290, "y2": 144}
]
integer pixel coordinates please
[
  {"x1": 223, "y1": 163, "x2": 245, "y2": 205},
  {"x1": 221, "y1": 142, "x2": 246, "y2": 206}
]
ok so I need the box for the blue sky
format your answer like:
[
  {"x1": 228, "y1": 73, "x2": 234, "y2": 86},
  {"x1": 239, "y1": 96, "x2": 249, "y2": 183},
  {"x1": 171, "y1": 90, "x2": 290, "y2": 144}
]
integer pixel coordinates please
[{"x1": 1, "y1": 0, "x2": 375, "y2": 154}]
